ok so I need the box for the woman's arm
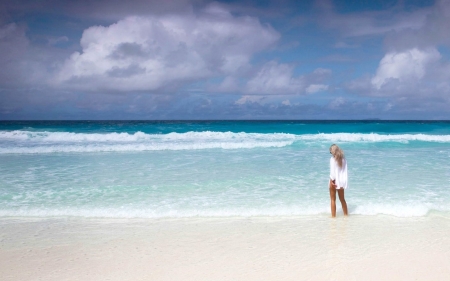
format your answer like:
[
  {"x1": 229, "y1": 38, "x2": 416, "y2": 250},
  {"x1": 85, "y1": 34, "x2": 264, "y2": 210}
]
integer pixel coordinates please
[
  {"x1": 329, "y1": 158, "x2": 336, "y2": 181},
  {"x1": 329, "y1": 158, "x2": 337, "y2": 188}
]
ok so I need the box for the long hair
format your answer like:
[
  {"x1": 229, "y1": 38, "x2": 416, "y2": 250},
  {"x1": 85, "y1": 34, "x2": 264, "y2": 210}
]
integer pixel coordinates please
[{"x1": 330, "y1": 144, "x2": 345, "y2": 168}]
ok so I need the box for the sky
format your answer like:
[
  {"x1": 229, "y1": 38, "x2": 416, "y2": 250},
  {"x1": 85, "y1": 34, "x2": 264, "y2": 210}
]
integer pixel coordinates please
[{"x1": 1, "y1": 0, "x2": 450, "y2": 120}]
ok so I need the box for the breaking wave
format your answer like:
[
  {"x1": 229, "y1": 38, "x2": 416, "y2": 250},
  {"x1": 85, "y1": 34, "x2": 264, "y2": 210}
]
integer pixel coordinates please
[{"x1": 1, "y1": 130, "x2": 450, "y2": 154}]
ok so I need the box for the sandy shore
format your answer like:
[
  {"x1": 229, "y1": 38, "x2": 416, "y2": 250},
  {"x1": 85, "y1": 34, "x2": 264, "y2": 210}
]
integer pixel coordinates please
[{"x1": 1, "y1": 215, "x2": 450, "y2": 281}]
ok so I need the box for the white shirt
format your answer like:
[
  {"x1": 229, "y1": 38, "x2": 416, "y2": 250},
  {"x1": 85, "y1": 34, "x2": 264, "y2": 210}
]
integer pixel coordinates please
[{"x1": 330, "y1": 157, "x2": 348, "y2": 189}]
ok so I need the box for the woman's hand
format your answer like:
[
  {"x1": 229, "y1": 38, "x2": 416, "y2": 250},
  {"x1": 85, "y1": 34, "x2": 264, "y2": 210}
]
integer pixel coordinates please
[{"x1": 329, "y1": 179, "x2": 337, "y2": 189}]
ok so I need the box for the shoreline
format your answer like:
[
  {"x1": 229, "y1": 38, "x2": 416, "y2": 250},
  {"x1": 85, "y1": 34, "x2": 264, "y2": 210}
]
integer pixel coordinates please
[{"x1": 1, "y1": 215, "x2": 450, "y2": 280}]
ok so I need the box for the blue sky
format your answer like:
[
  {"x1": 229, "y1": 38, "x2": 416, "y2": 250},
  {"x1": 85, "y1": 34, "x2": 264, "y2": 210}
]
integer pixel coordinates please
[{"x1": 1, "y1": 0, "x2": 449, "y2": 120}]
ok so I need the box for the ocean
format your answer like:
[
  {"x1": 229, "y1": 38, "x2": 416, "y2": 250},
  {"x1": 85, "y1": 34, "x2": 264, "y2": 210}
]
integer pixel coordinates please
[{"x1": 1, "y1": 120, "x2": 450, "y2": 218}]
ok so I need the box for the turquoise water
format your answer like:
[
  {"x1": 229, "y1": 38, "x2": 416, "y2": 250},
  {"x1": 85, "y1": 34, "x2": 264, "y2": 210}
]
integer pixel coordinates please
[{"x1": 1, "y1": 121, "x2": 450, "y2": 218}]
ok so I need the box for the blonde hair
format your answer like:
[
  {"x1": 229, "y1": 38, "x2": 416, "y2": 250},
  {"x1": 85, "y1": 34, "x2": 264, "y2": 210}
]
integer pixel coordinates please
[{"x1": 330, "y1": 144, "x2": 345, "y2": 168}]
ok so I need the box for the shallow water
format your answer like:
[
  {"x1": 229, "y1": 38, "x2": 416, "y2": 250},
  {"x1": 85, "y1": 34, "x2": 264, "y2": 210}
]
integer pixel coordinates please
[{"x1": 1, "y1": 120, "x2": 450, "y2": 218}]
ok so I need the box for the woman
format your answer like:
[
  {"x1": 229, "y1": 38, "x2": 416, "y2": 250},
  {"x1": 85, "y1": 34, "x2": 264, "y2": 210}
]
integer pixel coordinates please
[{"x1": 329, "y1": 144, "x2": 348, "y2": 217}]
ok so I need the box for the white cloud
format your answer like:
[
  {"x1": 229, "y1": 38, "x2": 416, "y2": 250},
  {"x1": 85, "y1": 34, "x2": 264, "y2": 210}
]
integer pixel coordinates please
[
  {"x1": 334, "y1": 42, "x2": 359, "y2": 48},
  {"x1": 55, "y1": 4, "x2": 280, "y2": 91},
  {"x1": 371, "y1": 48, "x2": 441, "y2": 89},
  {"x1": 329, "y1": 97, "x2": 345, "y2": 109},
  {"x1": 47, "y1": 36, "x2": 69, "y2": 46},
  {"x1": 312, "y1": 68, "x2": 332, "y2": 75},
  {"x1": 212, "y1": 76, "x2": 239, "y2": 93},
  {"x1": 245, "y1": 61, "x2": 303, "y2": 95},
  {"x1": 343, "y1": 0, "x2": 450, "y2": 108},
  {"x1": 235, "y1": 95, "x2": 264, "y2": 105},
  {"x1": 244, "y1": 61, "x2": 331, "y2": 95},
  {"x1": 346, "y1": 47, "x2": 450, "y2": 109},
  {"x1": 281, "y1": 99, "x2": 291, "y2": 106},
  {"x1": 306, "y1": 84, "x2": 328, "y2": 94},
  {"x1": 384, "y1": 102, "x2": 393, "y2": 111}
]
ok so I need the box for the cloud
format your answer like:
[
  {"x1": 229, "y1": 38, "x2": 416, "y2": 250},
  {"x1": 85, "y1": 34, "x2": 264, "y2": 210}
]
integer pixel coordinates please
[
  {"x1": 0, "y1": 0, "x2": 200, "y2": 22},
  {"x1": 311, "y1": 68, "x2": 331, "y2": 76},
  {"x1": 47, "y1": 36, "x2": 69, "y2": 46},
  {"x1": 306, "y1": 84, "x2": 328, "y2": 93},
  {"x1": 316, "y1": 0, "x2": 430, "y2": 37},
  {"x1": 371, "y1": 48, "x2": 441, "y2": 89},
  {"x1": 281, "y1": 99, "x2": 290, "y2": 106},
  {"x1": 383, "y1": 0, "x2": 450, "y2": 51},
  {"x1": 213, "y1": 76, "x2": 240, "y2": 93},
  {"x1": 342, "y1": 0, "x2": 450, "y2": 115},
  {"x1": 346, "y1": 47, "x2": 450, "y2": 116},
  {"x1": 245, "y1": 61, "x2": 303, "y2": 94},
  {"x1": 334, "y1": 41, "x2": 359, "y2": 48},
  {"x1": 0, "y1": 88, "x2": 182, "y2": 120},
  {"x1": 244, "y1": 61, "x2": 331, "y2": 95},
  {"x1": 0, "y1": 23, "x2": 29, "y2": 85},
  {"x1": 315, "y1": 0, "x2": 431, "y2": 38},
  {"x1": 0, "y1": 22, "x2": 73, "y2": 88},
  {"x1": 328, "y1": 97, "x2": 345, "y2": 109},
  {"x1": 235, "y1": 95, "x2": 264, "y2": 105},
  {"x1": 54, "y1": 4, "x2": 280, "y2": 91}
]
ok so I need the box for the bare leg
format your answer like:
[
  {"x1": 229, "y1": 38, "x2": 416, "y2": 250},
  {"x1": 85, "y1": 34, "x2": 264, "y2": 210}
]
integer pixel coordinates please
[
  {"x1": 329, "y1": 180, "x2": 336, "y2": 218},
  {"x1": 337, "y1": 189, "x2": 348, "y2": 216}
]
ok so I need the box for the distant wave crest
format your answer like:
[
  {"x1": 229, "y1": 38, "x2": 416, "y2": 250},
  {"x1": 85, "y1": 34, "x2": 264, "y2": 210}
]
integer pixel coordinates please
[
  {"x1": 1, "y1": 130, "x2": 450, "y2": 154},
  {"x1": 0, "y1": 130, "x2": 295, "y2": 154},
  {"x1": 301, "y1": 132, "x2": 450, "y2": 143}
]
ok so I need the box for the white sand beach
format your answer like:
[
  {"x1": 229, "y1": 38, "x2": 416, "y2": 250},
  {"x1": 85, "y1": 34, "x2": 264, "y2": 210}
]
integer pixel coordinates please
[{"x1": 1, "y1": 215, "x2": 450, "y2": 281}]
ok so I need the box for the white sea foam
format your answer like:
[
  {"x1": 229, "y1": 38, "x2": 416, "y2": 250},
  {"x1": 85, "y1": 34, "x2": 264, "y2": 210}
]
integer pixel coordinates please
[
  {"x1": 0, "y1": 130, "x2": 295, "y2": 142},
  {"x1": 0, "y1": 203, "x2": 447, "y2": 218},
  {"x1": 300, "y1": 132, "x2": 450, "y2": 143},
  {"x1": 0, "y1": 130, "x2": 296, "y2": 154},
  {"x1": 1, "y1": 130, "x2": 450, "y2": 154},
  {"x1": 352, "y1": 204, "x2": 430, "y2": 217}
]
